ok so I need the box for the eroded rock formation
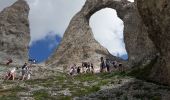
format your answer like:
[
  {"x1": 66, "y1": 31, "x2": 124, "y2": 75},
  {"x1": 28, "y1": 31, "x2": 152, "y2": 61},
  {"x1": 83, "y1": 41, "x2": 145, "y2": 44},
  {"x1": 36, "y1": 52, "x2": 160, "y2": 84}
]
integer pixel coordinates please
[
  {"x1": 46, "y1": 0, "x2": 156, "y2": 69},
  {"x1": 0, "y1": 0, "x2": 30, "y2": 65},
  {"x1": 137, "y1": 0, "x2": 170, "y2": 85}
]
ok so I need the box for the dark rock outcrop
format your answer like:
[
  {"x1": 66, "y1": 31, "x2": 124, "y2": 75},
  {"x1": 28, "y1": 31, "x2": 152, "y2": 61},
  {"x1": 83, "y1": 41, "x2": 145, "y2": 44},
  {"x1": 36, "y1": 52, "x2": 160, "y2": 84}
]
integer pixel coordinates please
[
  {"x1": 137, "y1": 0, "x2": 170, "y2": 85},
  {"x1": 0, "y1": 0, "x2": 30, "y2": 65},
  {"x1": 46, "y1": 0, "x2": 156, "y2": 69}
]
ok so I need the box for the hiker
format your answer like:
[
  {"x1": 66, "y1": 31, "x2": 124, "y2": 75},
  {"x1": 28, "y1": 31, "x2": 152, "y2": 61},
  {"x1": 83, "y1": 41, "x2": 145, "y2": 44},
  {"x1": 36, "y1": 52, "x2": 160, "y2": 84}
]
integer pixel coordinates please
[
  {"x1": 26, "y1": 66, "x2": 31, "y2": 80},
  {"x1": 112, "y1": 61, "x2": 118, "y2": 69},
  {"x1": 69, "y1": 67, "x2": 75, "y2": 76},
  {"x1": 100, "y1": 57, "x2": 106, "y2": 72},
  {"x1": 106, "y1": 59, "x2": 110, "y2": 72},
  {"x1": 25, "y1": 63, "x2": 32, "y2": 80},
  {"x1": 77, "y1": 66, "x2": 81, "y2": 74},
  {"x1": 69, "y1": 64, "x2": 76, "y2": 76},
  {"x1": 82, "y1": 62, "x2": 85, "y2": 73},
  {"x1": 91, "y1": 63, "x2": 94, "y2": 73},
  {"x1": 29, "y1": 59, "x2": 36, "y2": 64},
  {"x1": 21, "y1": 63, "x2": 28, "y2": 80},
  {"x1": 86, "y1": 62, "x2": 91, "y2": 73},
  {"x1": 5, "y1": 67, "x2": 16, "y2": 80},
  {"x1": 82, "y1": 62, "x2": 88, "y2": 73},
  {"x1": 69, "y1": 67, "x2": 74, "y2": 75},
  {"x1": 118, "y1": 63, "x2": 124, "y2": 72},
  {"x1": 6, "y1": 58, "x2": 13, "y2": 66}
]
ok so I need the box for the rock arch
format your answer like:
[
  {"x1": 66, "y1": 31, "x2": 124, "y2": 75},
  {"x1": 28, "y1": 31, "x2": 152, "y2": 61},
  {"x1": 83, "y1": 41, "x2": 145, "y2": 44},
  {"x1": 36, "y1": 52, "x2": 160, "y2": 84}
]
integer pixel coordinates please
[{"x1": 46, "y1": 0, "x2": 157, "y2": 69}]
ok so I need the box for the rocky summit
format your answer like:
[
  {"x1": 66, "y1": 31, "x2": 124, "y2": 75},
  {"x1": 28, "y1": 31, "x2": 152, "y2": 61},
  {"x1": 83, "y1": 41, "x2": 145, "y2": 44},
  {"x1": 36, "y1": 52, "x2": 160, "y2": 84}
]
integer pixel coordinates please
[{"x1": 0, "y1": 0, "x2": 30, "y2": 65}]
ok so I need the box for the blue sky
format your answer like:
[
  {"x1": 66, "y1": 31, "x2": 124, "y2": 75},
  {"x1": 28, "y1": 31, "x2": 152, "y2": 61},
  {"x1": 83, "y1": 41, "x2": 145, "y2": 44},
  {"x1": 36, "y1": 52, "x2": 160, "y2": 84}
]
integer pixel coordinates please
[{"x1": 28, "y1": 32, "x2": 61, "y2": 63}]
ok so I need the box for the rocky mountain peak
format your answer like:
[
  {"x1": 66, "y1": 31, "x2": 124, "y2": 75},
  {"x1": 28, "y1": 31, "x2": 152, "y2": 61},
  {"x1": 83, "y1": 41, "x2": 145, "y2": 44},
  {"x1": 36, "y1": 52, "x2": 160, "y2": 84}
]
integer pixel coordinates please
[{"x1": 0, "y1": 0, "x2": 30, "y2": 65}]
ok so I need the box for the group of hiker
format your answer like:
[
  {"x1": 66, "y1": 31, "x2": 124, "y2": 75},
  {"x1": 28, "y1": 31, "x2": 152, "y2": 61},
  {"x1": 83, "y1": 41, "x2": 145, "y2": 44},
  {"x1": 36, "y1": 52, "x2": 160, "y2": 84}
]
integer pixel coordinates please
[
  {"x1": 3, "y1": 58, "x2": 36, "y2": 81},
  {"x1": 69, "y1": 62, "x2": 94, "y2": 76},
  {"x1": 3, "y1": 56, "x2": 124, "y2": 79},
  {"x1": 69, "y1": 57, "x2": 124, "y2": 76},
  {"x1": 100, "y1": 57, "x2": 124, "y2": 72}
]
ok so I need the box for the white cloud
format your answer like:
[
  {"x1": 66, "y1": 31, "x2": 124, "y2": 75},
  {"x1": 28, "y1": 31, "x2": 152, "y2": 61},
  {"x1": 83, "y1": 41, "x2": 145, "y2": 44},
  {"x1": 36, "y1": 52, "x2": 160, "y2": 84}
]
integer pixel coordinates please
[
  {"x1": 128, "y1": 0, "x2": 134, "y2": 2},
  {"x1": 90, "y1": 8, "x2": 127, "y2": 56},
  {"x1": 26, "y1": 0, "x2": 86, "y2": 44}
]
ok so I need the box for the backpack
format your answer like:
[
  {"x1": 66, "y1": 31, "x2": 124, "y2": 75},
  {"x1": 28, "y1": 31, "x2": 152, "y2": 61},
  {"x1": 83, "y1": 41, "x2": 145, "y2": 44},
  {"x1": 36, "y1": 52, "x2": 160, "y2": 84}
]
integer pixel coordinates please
[{"x1": 22, "y1": 64, "x2": 26, "y2": 69}]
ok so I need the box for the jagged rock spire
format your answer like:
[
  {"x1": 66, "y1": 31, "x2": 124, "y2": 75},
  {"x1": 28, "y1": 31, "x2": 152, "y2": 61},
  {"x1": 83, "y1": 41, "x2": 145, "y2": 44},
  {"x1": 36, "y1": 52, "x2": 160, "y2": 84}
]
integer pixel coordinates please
[{"x1": 0, "y1": 0, "x2": 30, "y2": 65}]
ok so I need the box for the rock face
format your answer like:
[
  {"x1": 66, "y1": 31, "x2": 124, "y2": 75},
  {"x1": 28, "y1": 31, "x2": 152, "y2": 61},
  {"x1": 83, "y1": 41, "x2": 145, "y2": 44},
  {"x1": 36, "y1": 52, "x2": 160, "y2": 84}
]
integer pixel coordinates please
[
  {"x1": 0, "y1": 0, "x2": 30, "y2": 65},
  {"x1": 46, "y1": 0, "x2": 156, "y2": 69},
  {"x1": 137, "y1": 0, "x2": 170, "y2": 85}
]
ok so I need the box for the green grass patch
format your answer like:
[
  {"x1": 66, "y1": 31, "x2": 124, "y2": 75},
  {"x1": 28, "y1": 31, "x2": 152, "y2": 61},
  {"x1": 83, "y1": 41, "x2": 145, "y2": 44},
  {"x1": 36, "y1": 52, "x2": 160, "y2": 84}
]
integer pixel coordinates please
[
  {"x1": 74, "y1": 74, "x2": 99, "y2": 82},
  {"x1": 58, "y1": 96, "x2": 71, "y2": 100},
  {"x1": 25, "y1": 79, "x2": 49, "y2": 85},
  {"x1": 98, "y1": 71, "x2": 127, "y2": 79},
  {"x1": 0, "y1": 95, "x2": 19, "y2": 100},
  {"x1": 26, "y1": 77, "x2": 61, "y2": 87},
  {"x1": 2, "y1": 80, "x2": 17, "y2": 85},
  {"x1": 0, "y1": 85, "x2": 27, "y2": 100},
  {"x1": 33, "y1": 90, "x2": 54, "y2": 100},
  {"x1": 88, "y1": 86, "x2": 100, "y2": 93},
  {"x1": 0, "y1": 85, "x2": 28, "y2": 93},
  {"x1": 71, "y1": 85, "x2": 100, "y2": 97},
  {"x1": 98, "y1": 79, "x2": 110, "y2": 86}
]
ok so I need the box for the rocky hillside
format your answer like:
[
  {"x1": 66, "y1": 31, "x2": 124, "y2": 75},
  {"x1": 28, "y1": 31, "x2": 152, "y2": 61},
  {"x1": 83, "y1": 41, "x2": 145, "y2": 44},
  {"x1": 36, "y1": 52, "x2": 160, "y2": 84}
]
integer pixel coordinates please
[
  {"x1": 0, "y1": 0, "x2": 30, "y2": 65},
  {"x1": 137, "y1": 0, "x2": 170, "y2": 85},
  {"x1": 1, "y1": 72, "x2": 170, "y2": 100}
]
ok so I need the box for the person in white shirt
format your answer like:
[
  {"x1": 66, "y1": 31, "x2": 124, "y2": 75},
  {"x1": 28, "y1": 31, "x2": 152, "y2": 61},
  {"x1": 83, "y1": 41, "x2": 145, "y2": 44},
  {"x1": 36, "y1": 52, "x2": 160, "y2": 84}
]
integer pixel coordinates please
[{"x1": 6, "y1": 67, "x2": 16, "y2": 80}]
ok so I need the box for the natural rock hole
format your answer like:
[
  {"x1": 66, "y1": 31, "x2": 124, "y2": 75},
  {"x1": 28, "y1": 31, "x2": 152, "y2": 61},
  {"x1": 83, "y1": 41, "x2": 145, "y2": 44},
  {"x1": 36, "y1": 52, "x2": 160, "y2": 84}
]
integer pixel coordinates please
[{"x1": 89, "y1": 8, "x2": 128, "y2": 60}]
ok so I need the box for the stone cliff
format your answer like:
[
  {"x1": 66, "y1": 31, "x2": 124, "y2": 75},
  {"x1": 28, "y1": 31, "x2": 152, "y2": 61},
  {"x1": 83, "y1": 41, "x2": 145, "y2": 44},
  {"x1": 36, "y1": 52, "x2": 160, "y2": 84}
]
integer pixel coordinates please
[
  {"x1": 0, "y1": 0, "x2": 30, "y2": 65},
  {"x1": 137, "y1": 0, "x2": 170, "y2": 85},
  {"x1": 46, "y1": 0, "x2": 156, "y2": 69}
]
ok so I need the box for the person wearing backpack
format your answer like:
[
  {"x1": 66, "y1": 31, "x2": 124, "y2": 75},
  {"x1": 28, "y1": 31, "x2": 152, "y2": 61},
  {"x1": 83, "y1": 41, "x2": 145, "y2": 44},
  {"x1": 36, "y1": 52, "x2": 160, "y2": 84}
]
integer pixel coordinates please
[
  {"x1": 106, "y1": 59, "x2": 110, "y2": 72},
  {"x1": 5, "y1": 67, "x2": 16, "y2": 80},
  {"x1": 90, "y1": 63, "x2": 94, "y2": 74},
  {"x1": 21, "y1": 63, "x2": 28, "y2": 80},
  {"x1": 77, "y1": 66, "x2": 81, "y2": 74},
  {"x1": 100, "y1": 57, "x2": 106, "y2": 72}
]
